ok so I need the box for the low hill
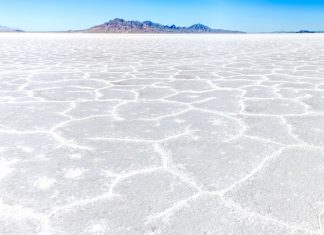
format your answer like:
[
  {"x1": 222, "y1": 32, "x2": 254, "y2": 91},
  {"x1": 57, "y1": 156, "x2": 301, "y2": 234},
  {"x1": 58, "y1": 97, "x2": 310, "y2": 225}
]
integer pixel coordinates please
[{"x1": 0, "y1": 25, "x2": 23, "y2": 32}]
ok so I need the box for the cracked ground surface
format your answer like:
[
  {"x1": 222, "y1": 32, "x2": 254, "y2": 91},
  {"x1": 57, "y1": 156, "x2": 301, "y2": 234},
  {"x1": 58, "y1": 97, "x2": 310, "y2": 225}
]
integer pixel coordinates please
[{"x1": 0, "y1": 33, "x2": 324, "y2": 235}]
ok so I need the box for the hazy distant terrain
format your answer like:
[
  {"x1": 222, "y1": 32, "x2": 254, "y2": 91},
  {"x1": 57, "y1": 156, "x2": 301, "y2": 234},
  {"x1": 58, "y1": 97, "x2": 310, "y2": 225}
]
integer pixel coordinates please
[
  {"x1": 0, "y1": 33, "x2": 324, "y2": 235},
  {"x1": 0, "y1": 25, "x2": 22, "y2": 32}
]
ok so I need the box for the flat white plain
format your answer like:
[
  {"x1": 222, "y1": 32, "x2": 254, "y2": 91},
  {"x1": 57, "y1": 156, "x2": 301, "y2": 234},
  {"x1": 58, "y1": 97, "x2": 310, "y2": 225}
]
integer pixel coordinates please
[{"x1": 0, "y1": 33, "x2": 324, "y2": 235}]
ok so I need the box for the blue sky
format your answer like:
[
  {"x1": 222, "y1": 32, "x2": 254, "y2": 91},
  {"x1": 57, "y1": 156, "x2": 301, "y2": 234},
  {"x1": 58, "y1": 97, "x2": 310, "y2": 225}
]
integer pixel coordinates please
[{"x1": 1, "y1": 0, "x2": 324, "y2": 32}]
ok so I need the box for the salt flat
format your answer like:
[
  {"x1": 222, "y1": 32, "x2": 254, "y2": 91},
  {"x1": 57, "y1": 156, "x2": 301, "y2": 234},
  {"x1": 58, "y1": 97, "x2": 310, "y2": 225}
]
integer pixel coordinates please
[{"x1": 0, "y1": 33, "x2": 324, "y2": 235}]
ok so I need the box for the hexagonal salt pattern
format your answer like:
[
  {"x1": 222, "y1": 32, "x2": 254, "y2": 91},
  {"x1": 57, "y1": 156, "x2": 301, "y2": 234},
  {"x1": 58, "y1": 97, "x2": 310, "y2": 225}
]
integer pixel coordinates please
[{"x1": 0, "y1": 33, "x2": 324, "y2": 235}]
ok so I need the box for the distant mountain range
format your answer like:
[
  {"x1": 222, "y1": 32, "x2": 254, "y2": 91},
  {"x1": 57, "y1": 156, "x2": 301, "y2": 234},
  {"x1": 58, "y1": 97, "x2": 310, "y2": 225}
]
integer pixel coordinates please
[
  {"x1": 0, "y1": 25, "x2": 23, "y2": 32},
  {"x1": 1, "y1": 20, "x2": 324, "y2": 34},
  {"x1": 83, "y1": 18, "x2": 245, "y2": 34},
  {"x1": 269, "y1": 30, "x2": 324, "y2": 34}
]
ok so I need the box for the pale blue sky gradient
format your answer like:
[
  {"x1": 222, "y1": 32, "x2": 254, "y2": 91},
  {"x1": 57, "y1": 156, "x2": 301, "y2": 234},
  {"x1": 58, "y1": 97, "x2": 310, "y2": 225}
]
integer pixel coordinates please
[{"x1": 0, "y1": 0, "x2": 324, "y2": 32}]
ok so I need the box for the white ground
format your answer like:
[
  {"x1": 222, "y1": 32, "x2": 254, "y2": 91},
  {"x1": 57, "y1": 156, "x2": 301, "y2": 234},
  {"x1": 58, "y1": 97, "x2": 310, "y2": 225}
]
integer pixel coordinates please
[{"x1": 0, "y1": 33, "x2": 324, "y2": 235}]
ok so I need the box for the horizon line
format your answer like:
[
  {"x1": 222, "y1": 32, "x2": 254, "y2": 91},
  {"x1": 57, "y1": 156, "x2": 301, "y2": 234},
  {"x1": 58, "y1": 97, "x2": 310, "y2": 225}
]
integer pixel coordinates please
[{"x1": 2, "y1": 18, "x2": 324, "y2": 34}]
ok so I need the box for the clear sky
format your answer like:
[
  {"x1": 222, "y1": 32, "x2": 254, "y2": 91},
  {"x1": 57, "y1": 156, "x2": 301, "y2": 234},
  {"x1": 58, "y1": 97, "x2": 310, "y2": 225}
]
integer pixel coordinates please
[{"x1": 1, "y1": 0, "x2": 324, "y2": 32}]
